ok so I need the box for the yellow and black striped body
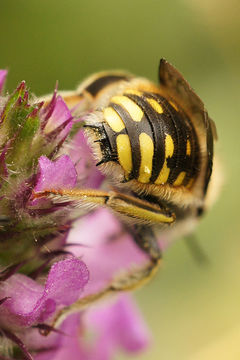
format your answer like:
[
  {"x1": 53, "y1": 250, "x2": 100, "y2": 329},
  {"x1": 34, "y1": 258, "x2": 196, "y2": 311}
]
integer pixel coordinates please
[
  {"x1": 94, "y1": 89, "x2": 200, "y2": 188},
  {"x1": 70, "y1": 62, "x2": 216, "y2": 213}
]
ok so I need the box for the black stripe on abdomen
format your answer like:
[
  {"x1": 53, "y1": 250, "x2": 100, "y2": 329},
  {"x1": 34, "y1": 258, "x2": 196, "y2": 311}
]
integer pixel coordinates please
[
  {"x1": 85, "y1": 75, "x2": 129, "y2": 97},
  {"x1": 124, "y1": 93, "x2": 166, "y2": 183}
]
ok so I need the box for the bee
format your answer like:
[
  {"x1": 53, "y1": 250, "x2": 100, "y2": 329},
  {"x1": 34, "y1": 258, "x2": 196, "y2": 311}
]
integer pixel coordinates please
[{"x1": 38, "y1": 59, "x2": 218, "y2": 325}]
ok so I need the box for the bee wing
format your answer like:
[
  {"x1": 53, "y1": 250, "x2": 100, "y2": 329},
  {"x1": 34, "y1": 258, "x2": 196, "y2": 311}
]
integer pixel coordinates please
[
  {"x1": 158, "y1": 59, "x2": 217, "y2": 195},
  {"x1": 160, "y1": 60, "x2": 201, "y2": 125},
  {"x1": 159, "y1": 59, "x2": 217, "y2": 138}
]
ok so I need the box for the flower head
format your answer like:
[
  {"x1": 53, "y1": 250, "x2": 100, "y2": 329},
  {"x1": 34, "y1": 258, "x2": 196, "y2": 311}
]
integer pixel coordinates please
[
  {"x1": 0, "y1": 72, "x2": 150, "y2": 359},
  {"x1": 0, "y1": 79, "x2": 75, "y2": 266}
]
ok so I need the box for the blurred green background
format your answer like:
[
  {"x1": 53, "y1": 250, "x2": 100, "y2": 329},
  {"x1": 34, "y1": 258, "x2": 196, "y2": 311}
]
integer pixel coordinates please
[{"x1": 1, "y1": 0, "x2": 240, "y2": 359}]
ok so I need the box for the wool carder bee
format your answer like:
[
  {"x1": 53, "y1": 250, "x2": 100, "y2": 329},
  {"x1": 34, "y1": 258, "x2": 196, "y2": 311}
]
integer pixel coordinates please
[{"x1": 38, "y1": 59, "x2": 218, "y2": 323}]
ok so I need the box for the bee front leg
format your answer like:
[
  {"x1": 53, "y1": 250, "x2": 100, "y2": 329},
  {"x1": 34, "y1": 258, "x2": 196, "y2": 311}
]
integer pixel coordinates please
[{"x1": 35, "y1": 188, "x2": 175, "y2": 225}]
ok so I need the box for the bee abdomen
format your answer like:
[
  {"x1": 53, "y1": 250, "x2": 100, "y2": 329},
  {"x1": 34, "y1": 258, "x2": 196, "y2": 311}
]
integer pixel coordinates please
[{"x1": 98, "y1": 90, "x2": 200, "y2": 188}]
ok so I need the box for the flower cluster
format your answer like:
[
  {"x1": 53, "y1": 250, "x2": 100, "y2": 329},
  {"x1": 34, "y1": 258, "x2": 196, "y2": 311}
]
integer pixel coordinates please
[{"x1": 0, "y1": 71, "x2": 150, "y2": 359}]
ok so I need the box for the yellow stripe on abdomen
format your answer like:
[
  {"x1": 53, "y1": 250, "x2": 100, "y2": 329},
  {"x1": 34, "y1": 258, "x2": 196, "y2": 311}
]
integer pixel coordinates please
[
  {"x1": 146, "y1": 98, "x2": 163, "y2": 114},
  {"x1": 111, "y1": 95, "x2": 143, "y2": 122},
  {"x1": 138, "y1": 133, "x2": 154, "y2": 183},
  {"x1": 116, "y1": 134, "x2": 132, "y2": 179},
  {"x1": 103, "y1": 107, "x2": 125, "y2": 132},
  {"x1": 173, "y1": 171, "x2": 186, "y2": 186},
  {"x1": 186, "y1": 139, "x2": 191, "y2": 155},
  {"x1": 155, "y1": 134, "x2": 174, "y2": 185}
]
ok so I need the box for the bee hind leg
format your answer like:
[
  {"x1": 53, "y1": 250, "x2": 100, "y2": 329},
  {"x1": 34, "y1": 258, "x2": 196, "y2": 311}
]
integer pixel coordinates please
[
  {"x1": 47, "y1": 225, "x2": 162, "y2": 332},
  {"x1": 34, "y1": 189, "x2": 173, "y2": 331},
  {"x1": 110, "y1": 224, "x2": 162, "y2": 292}
]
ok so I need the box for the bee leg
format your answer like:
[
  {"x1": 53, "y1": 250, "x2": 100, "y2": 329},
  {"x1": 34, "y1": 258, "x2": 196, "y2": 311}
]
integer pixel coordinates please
[
  {"x1": 109, "y1": 224, "x2": 162, "y2": 292},
  {"x1": 132, "y1": 224, "x2": 161, "y2": 260},
  {"x1": 34, "y1": 188, "x2": 175, "y2": 224},
  {"x1": 105, "y1": 224, "x2": 162, "y2": 288},
  {"x1": 184, "y1": 234, "x2": 210, "y2": 266},
  {"x1": 35, "y1": 189, "x2": 174, "y2": 292},
  {"x1": 34, "y1": 189, "x2": 174, "y2": 331},
  {"x1": 49, "y1": 226, "x2": 162, "y2": 331}
]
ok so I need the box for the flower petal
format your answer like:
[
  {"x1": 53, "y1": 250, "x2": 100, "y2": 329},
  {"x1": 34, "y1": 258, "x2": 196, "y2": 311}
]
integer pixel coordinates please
[
  {"x1": 35, "y1": 155, "x2": 77, "y2": 192},
  {"x1": 0, "y1": 70, "x2": 7, "y2": 93},
  {"x1": 34, "y1": 314, "x2": 87, "y2": 360},
  {"x1": 0, "y1": 257, "x2": 89, "y2": 327},
  {"x1": 43, "y1": 96, "x2": 73, "y2": 139},
  {"x1": 67, "y1": 209, "x2": 148, "y2": 296},
  {"x1": 86, "y1": 294, "x2": 150, "y2": 357},
  {"x1": 44, "y1": 257, "x2": 89, "y2": 306},
  {"x1": 70, "y1": 129, "x2": 105, "y2": 189},
  {"x1": 33, "y1": 295, "x2": 150, "y2": 360}
]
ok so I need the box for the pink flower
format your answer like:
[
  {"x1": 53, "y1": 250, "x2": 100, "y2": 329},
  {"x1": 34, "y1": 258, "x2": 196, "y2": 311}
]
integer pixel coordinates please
[
  {"x1": 35, "y1": 155, "x2": 77, "y2": 192},
  {"x1": 67, "y1": 209, "x2": 147, "y2": 296},
  {"x1": 69, "y1": 129, "x2": 104, "y2": 189},
  {"x1": 0, "y1": 71, "x2": 150, "y2": 360},
  {"x1": 30, "y1": 295, "x2": 150, "y2": 360},
  {"x1": 0, "y1": 258, "x2": 89, "y2": 328}
]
